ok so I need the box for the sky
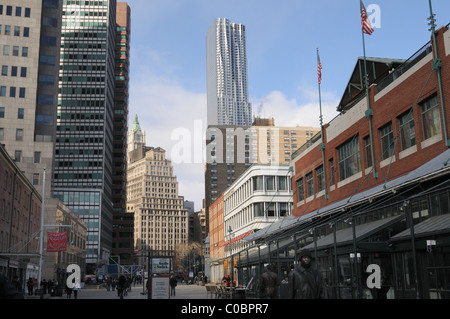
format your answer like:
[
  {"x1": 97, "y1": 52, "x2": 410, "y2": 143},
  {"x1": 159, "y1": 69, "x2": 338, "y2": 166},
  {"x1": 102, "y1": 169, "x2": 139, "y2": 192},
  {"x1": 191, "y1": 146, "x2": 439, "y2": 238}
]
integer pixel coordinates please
[{"x1": 125, "y1": 0, "x2": 450, "y2": 211}]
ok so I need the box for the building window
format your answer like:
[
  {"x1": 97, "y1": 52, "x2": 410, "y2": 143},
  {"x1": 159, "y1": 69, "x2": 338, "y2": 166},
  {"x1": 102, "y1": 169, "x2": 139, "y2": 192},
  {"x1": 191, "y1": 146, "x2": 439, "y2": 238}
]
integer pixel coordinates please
[
  {"x1": 17, "y1": 108, "x2": 24, "y2": 119},
  {"x1": 34, "y1": 152, "x2": 41, "y2": 164},
  {"x1": 315, "y1": 165, "x2": 324, "y2": 193},
  {"x1": 16, "y1": 129, "x2": 23, "y2": 141},
  {"x1": 329, "y1": 159, "x2": 335, "y2": 185},
  {"x1": 278, "y1": 176, "x2": 288, "y2": 191},
  {"x1": 363, "y1": 135, "x2": 373, "y2": 168},
  {"x1": 296, "y1": 178, "x2": 304, "y2": 202},
  {"x1": 14, "y1": 150, "x2": 21, "y2": 162},
  {"x1": 253, "y1": 176, "x2": 263, "y2": 191},
  {"x1": 306, "y1": 172, "x2": 314, "y2": 197},
  {"x1": 398, "y1": 110, "x2": 416, "y2": 150},
  {"x1": 254, "y1": 202, "x2": 264, "y2": 217},
  {"x1": 338, "y1": 137, "x2": 361, "y2": 181},
  {"x1": 0, "y1": 107, "x2": 4, "y2": 117},
  {"x1": 279, "y1": 202, "x2": 289, "y2": 217},
  {"x1": 380, "y1": 122, "x2": 394, "y2": 160},
  {"x1": 421, "y1": 95, "x2": 441, "y2": 140},
  {"x1": 267, "y1": 202, "x2": 275, "y2": 217},
  {"x1": 265, "y1": 176, "x2": 275, "y2": 191},
  {"x1": 33, "y1": 173, "x2": 39, "y2": 185},
  {"x1": 3, "y1": 45, "x2": 9, "y2": 55}
]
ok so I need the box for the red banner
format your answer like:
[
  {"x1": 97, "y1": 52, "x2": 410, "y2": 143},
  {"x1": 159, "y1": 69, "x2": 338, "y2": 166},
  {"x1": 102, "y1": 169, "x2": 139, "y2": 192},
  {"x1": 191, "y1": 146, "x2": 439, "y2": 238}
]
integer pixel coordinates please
[{"x1": 47, "y1": 231, "x2": 67, "y2": 252}]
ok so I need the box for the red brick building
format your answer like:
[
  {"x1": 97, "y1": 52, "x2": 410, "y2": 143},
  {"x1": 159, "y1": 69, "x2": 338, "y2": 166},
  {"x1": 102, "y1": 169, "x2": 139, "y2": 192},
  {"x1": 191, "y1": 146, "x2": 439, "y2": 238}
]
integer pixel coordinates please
[
  {"x1": 292, "y1": 26, "x2": 449, "y2": 217},
  {"x1": 0, "y1": 144, "x2": 42, "y2": 285},
  {"x1": 239, "y1": 25, "x2": 450, "y2": 299},
  {"x1": 286, "y1": 25, "x2": 450, "y2": 299}
]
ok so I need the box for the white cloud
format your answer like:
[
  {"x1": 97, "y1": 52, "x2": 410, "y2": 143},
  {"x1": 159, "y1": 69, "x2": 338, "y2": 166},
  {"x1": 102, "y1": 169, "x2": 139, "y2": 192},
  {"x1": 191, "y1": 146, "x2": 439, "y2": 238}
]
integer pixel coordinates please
[{"x1": 252, "y1": 90, "x2": 340, "y2": 128}]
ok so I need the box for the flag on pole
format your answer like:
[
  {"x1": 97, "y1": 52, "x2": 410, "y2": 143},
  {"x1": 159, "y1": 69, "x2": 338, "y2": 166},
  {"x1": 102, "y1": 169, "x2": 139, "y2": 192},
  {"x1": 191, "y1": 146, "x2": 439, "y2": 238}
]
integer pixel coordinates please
[
  {"x1": 360, "y1": 0, "x2": 374, "y2": 35},
  {"x1": 317, "y1": 52, "x2": 323, "y2": 84}
]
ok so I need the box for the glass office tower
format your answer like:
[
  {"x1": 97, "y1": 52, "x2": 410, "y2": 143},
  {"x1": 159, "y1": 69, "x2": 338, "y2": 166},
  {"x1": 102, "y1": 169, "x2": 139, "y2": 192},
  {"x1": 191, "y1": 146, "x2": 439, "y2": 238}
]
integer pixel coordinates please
[{"x1": 53, "y1": 0, "x2": 117, "y2": 272}]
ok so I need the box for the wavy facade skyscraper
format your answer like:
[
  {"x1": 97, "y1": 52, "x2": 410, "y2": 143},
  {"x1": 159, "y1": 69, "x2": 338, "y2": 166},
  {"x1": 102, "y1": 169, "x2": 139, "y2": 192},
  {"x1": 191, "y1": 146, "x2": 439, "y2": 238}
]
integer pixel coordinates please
[{"x1": 206, "y1": 18, "x2": 252, "y2": 126}]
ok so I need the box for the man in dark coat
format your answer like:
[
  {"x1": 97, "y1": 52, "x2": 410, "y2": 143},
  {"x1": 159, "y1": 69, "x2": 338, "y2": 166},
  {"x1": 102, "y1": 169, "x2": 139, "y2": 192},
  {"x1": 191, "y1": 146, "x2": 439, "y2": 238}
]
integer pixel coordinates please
[
  {"x1": 288, "y1": 249, "x2": 326, "y2": 299},
  {"x1": 258, "y1": 265, "x2": 279, "y2": 299}
]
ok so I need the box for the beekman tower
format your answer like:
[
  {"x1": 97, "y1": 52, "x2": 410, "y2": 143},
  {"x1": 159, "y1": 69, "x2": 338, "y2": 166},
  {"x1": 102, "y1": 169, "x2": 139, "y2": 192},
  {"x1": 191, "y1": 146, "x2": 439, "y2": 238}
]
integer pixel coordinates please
[{"x1": 206, "y1": 18, "x2": 252, "y2": 126}]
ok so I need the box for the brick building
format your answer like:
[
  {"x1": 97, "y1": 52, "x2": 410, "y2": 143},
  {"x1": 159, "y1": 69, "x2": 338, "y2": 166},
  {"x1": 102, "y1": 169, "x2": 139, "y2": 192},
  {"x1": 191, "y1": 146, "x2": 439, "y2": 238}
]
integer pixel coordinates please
[
  {"x1": 0, "y1": 144, "x2": 41, "y2": 286},
  {"x1": 238, "y1": 24, "x2": 450, "y2": 299}
]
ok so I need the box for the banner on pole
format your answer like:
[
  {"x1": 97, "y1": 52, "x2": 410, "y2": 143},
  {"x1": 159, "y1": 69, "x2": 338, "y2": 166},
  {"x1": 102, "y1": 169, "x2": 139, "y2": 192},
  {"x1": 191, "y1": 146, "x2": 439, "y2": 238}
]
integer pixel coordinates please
[{"x1": 47, "y1": 231, "x2": 68, "y2": 252}]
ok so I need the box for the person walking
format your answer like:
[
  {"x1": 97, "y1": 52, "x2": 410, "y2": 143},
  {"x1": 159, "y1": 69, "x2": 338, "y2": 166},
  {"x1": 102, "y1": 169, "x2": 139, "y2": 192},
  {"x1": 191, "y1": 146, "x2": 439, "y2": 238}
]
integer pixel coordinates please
[
  {"x1": 170, "y1": 275, "x2": 177, "y2": 297},
  {"x1": 117, "y1": 275, "x2": 127, "y2": 299},
  {"x1": 26, "y1": 278, "x2": 34, "y2": 296},
  {"x1": 258, "y1": 265, "x2": 279, "y2": 299},
  {"x1": 288, "y1": 249, "x2": 326, "y2": 299},
  {"x1": 65, "y1": 283, "x2": 73, "y2": 299},
  {"x1": 72, "y1": 281, "x2": 80, "y2": 299}
]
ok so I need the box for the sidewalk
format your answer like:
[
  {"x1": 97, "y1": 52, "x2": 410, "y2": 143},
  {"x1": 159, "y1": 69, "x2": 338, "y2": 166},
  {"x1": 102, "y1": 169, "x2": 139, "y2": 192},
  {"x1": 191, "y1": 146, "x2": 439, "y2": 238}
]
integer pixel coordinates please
[{"x1": 24, "y1": 282, "x2": 210, "y2": 299}]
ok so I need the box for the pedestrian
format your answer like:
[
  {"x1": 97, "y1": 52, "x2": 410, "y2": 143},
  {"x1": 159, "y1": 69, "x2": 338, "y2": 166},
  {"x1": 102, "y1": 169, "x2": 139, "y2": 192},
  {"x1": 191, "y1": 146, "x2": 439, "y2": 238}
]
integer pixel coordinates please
[
  {"x1": 258, "y1": 265, "x2": 279, "y2": 299},
  {"x1": 26, "y1": 277, "x2": 34, "y2": 296},
  {"x1": 41, "y1": 279, "x2": 48, "y2": 294},
  {"x1": 170, "y1": 275, "x2": 177, "y2": 296},
  {"x1": 105, "y1": 276, "x2": 111, "y2": 291},
  {"x1": 288, "y1": 249, "x2": 326, "y2": 299},
  {"x1": 72, "y1": 281, "x2": 80, "y2": 299},
  {"x1": 65, "y1": 283, "x2": 73, "y2": 299},
  {"x1": 117, "y1": 275, "x2": 127, "y2": 299}
]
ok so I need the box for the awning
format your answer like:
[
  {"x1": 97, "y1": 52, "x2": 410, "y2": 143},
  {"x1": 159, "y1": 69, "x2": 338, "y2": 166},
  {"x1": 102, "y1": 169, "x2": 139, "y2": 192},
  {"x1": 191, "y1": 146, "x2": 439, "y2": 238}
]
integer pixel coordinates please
[
  {"x1": 303, "y1": 215, "x2": 403, "y2": 251},
  {"x1": 390, "y1": 214, "x2": 450, "y2": 241}
]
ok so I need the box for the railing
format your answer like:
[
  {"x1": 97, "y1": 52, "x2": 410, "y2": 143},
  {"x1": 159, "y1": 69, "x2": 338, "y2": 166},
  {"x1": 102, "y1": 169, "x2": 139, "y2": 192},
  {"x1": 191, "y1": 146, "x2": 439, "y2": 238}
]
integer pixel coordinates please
[
  {"x1": 291, "y1": 131, "x2": 322, "y2": 160},
  {"x1": 376, "y1": 41, "x2": 432, "y2": 93}
]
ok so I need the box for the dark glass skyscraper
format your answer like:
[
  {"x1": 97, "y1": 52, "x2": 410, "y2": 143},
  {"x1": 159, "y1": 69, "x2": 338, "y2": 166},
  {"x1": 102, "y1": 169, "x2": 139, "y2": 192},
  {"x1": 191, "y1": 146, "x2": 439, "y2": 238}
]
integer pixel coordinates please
[{"x1": 53, "y1": 0, "x2": 117, "y2": 272}]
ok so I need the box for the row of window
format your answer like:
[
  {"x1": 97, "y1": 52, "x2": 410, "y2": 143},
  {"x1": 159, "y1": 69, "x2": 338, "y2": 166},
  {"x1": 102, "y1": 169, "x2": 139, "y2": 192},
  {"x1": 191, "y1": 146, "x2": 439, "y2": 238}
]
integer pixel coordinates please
[
  {"x1": 0, "y1": 86, "x2": 26, "y2": 98},
  {"x1": 0, "y1": 5, "x2": 31, "y2": 17},
  {"x1": 2, "y1": 45, "x2": 29, "y2": 57},
  {"x1": 0, "y1": 24, "x2": 30, "y2": 37},
  {"x1": 296, "y1": 95, "x2": 442, "y2": 202},
  {"x1": 1, "y1": 65, "x2": 27, "y2": 77}
]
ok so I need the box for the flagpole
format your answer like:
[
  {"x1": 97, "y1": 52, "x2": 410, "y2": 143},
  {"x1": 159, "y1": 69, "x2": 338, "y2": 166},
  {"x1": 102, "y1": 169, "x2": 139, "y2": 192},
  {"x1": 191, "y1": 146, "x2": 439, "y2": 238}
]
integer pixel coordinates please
[
  {"x1": 317, "y1": 48, "x2": 328, "y2": 199},
  {"x1": 360, "y1": 1, "x2": 378, "y2": 179},
  {"x1": 38, "y1": 168, "x2": 46, "y2": 290}
]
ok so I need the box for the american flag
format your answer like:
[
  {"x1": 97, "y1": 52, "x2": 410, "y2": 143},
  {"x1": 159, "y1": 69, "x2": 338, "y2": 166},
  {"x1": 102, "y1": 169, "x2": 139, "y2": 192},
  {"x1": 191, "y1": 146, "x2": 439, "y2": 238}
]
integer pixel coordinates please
[
  {"x1": 317, "y1": 53, "x2": 322, "y2": 84},
  {"x1": 360, "y1": 0, "x2": 374, "y2": 35}
]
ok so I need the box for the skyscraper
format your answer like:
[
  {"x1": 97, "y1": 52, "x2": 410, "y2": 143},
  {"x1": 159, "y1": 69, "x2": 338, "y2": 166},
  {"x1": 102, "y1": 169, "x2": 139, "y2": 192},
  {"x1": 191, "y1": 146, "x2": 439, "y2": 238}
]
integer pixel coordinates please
[
  {"x1": 53, "y1": 0, "x2": 117, "y2": 272},
  {"x1": 0, "y1": 0, "x2": 62, "y2": 199},
  {"x1": 206, "y1": 18, "x2": 252, "y2": 126},
  {"x1": 112, "y1": 2, "x2": 132, "y2": 265}
]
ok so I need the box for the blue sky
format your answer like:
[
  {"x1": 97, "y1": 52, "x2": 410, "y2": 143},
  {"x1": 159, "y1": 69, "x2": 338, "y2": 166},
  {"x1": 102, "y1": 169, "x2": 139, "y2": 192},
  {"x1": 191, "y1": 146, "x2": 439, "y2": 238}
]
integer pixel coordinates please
[{"x1": 125, "y1": 0, "x2": 450, "y2": 210}]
